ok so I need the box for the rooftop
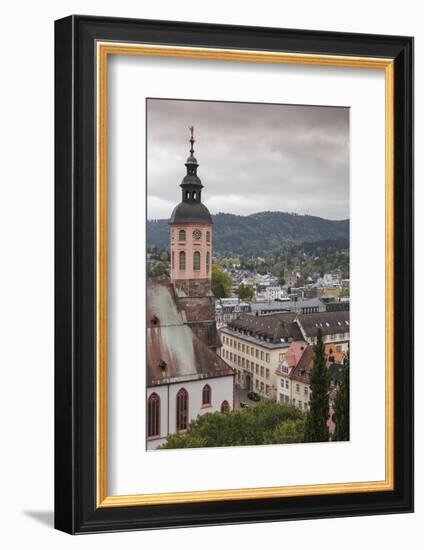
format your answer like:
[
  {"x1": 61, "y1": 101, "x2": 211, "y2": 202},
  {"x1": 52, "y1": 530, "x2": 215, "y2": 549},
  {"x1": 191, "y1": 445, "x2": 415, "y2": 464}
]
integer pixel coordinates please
[
  {"x1": 147, "y1": 280, "x2": 233, "y2": 386},
  {"x1": 223, "y1": 312, "x2": 303, "y2": 347},
  {"x1": 298, "y1": 310, "x2": 350, "y2": 337}
]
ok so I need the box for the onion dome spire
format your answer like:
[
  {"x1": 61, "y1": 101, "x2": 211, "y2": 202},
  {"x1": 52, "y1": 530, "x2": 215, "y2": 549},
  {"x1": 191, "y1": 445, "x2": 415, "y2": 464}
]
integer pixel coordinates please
[{"x1": 169, "y1": 126, "x2": 212, "y2": 226}]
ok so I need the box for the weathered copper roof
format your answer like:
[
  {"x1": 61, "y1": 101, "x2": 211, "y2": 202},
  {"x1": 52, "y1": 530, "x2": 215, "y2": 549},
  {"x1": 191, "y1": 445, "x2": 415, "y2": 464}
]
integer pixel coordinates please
[{"x1": 147, "y1": 280, "x2": 233, "y2": 386}]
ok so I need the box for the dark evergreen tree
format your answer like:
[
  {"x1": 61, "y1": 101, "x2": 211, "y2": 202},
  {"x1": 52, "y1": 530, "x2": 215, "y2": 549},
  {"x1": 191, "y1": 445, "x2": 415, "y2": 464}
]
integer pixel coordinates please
[
  {"x1": 304, "y1": 328, "x2": 330, "y2": 443},
  {"x1": 333, "y1": 352, "x2": 350, "y2": 441}
]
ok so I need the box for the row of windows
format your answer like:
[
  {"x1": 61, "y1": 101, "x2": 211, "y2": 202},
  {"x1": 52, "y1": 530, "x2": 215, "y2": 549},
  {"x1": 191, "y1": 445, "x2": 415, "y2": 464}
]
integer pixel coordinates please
[
  {"x1": 223, "y1": 350, "x2": 271, "y2": 379},
  {"x1": 147, "y1": 386, "x2": 230, "y2": 438},
  {"x1": 222, "y1": 336, "x2": 270, "y2": 362},
  {"x1": 234, "y1": 369, "x2": 271, "y2": 396},
  {"x1": 171, "y1": 250, "x2": 210, "y2": 272},
  {"x1": 279, "y1": 379, "x2": 310, "y2": 396},
  {"x1": 174, "y1": 229, "x2": 210, "y2": 242},
  {"x1": 253, "y1": 379, "x2": 271, "y2": 395}
]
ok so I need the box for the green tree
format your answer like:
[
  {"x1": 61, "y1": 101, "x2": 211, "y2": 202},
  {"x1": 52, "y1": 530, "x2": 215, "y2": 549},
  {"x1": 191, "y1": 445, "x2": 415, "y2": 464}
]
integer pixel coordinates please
[
  {"x1": 236, "y1": 283, "x2": 254, "y2": 302},
  {"x1": 304, "y1": 328, "x2": 330, "y2": 443},
  {"x1": 211, "y1": 264, "x2": 233, "y2": 298},
  {"x1": 159, "y1": 400, "x2": 305, "y2": 449},
  {"x1": 333, "y1": 353, "x2": 350, "y2": 441},
  {"x1": 148, "y1": 261, "x2": 168, "y2": 278}
]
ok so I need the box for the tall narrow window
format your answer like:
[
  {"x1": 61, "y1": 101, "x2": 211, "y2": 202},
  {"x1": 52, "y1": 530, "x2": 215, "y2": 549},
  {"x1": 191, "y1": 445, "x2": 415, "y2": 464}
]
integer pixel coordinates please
[
  {"x1": 206, "y1": 251, "x2": 210, "y2": 273},
  {"x1": 206, "y1": 230, "x2": 210, "y2": 242},
  {"x1": 202, "y1": 384, "x2": 211, "y2": 406},
  {"x1": 193, "y1": 251, "x2": 201, "y2": 271},
  {"x1": 179, "y1": 229, "x2": 186, "y2": 241},
  {"x1": 171, "y1": 251, "x2": 174, "y2": 269},
  {"x1": 179, "y1": 250, "x2": 186, "y2": 270},
  {"x1": 176, "y1": 388, "x2": 188, "y2": 431},
  {"x1": 147, "y1": 393, "x2": 160, "y2": 438},
  {"x1": 220, "y1": 400, "x2": 230, "y2": 413}
]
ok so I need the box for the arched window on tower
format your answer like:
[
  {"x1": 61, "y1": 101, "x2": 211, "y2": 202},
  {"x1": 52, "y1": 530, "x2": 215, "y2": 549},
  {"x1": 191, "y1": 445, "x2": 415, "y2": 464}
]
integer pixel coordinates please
[
  {"x1": 206, "y1": 230, "x2": 210, "y2": 242},
  {"x1": 179, "y1": 229, "x2": 186, "y2": 241},
  {"x1": 220, "y1": 400, "x2": 230, "y2": 413},
  {"x1": 202, "y1": 384, "x2": 211, "y2": 406},
  {"x1": 206, "y1": 251, "x2": 210, "y2": 273},
  {"x1": 147, "y1": 393, "x2": 160, "y2": 438},
  {"x1": 193, "y1": 251, "x2": 201, "y2": 271},
  {"x1": 171, "y1": 251, "x2": 174, "y2": 269},
  {"x1": 176, "y1": 388, "x2": 188, "y2": 431},
  {"x1": 179, "y1": 251, "x2": 186, "y2": 270}
]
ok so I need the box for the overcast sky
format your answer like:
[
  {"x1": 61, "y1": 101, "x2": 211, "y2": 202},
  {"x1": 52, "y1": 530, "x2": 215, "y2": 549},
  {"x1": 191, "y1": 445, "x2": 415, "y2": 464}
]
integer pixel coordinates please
[{"x1": 147, "y1": 99, "x2": 349, "y2": 221}]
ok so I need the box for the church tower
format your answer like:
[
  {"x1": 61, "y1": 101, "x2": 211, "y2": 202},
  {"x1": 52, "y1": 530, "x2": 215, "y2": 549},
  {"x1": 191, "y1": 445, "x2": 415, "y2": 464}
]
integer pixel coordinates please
[
  {"x1": 169, "y1": 128, "x2": 220, "y2": 350},
  {"x1": 169, "y1": 127, "x2": 213, "y2": 293}
]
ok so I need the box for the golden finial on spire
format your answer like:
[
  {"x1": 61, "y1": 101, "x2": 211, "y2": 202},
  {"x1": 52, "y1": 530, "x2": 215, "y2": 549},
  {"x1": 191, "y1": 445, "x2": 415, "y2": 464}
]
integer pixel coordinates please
[{"x1": 188, "y1": 125, "x2": 195, "y2": 154}]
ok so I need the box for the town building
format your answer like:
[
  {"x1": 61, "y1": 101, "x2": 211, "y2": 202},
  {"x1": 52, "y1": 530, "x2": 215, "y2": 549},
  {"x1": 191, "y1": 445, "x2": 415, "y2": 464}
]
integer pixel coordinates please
[
  {"x1": 275, "y1": 340, "x2": 347, "y2": 413},
  {"x1": 147, "y1": 130, "x2": 235, "y2": 449},
  {"x1": 256, "y1": 285, "x2": 287, "y2": 301},
  {"x1": 219, "y1": 313, "x2": 302, "y2": 399},
  {"x1": 316, "y1": 286, "x2": 342, "y2": 299},
  {"x1": 218, "y1": 310, "x2": 349, "y2": 402},
  {"x1": 215, "y1": 298, "x2": 251, "y2": 327},
  {"x1": 296, "y1": 310, "x2": 350, "y2": 349},
  {"x1": 249, "y1": 297, "x2": 325, "y2": 316},
  {"x1": 275, "y1": 341, "x2": 313, "y2": 411}
]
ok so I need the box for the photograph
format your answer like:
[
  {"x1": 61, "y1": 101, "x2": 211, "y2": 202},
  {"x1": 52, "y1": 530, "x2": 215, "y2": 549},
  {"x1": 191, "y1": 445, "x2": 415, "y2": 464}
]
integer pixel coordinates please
[{"x1": 146, "y1": 98, "x2": 350, "y2": 450}]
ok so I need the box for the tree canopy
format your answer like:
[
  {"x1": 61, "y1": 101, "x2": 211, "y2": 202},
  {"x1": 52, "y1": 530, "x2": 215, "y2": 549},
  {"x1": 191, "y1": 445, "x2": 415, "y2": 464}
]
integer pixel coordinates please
[
  {"x1": 236, "y1": 283, "x2": 254, "y2": 302},
  {"x1": 159, "y1": 400, "x2": 305, "y2": 449},
  {"x1": 147, "y1": 260, "x2": 169, "y2": 278},
  {"x1": 211, "y1": 263, "x2": 233, "y2": 298}
]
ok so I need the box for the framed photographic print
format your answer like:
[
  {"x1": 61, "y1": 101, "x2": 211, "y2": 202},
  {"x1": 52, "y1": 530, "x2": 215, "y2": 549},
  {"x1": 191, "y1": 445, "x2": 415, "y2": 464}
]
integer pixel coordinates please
[{"x1": 54, "y1": 15, "x2": 414, "y2": 533}]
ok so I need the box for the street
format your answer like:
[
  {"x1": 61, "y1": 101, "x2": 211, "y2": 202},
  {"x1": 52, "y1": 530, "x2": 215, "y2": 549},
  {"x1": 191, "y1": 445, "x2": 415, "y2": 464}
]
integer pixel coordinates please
[{"x1": 234, "y1": 386, "x2": 262, "y2": 410}]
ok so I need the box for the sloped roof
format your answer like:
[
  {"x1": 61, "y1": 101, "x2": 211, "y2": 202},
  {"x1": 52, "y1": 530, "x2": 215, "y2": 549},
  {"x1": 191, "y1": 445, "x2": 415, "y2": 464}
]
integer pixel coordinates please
[
  {"x1": 297, "y1": 310, "x2": 350, "y2": 338},
  {"x1": 275, "y1": 341, "x2": 314, "y2": 384},
  {"x1": 147, "y1": 280, "x2": 233, "y2": 386},
  {"x1": 283, "y1": 341, "x2": 308, "y2": 368},
  {"x1": 228, "y1": 313, "x2": 302, "y2": 343},
  {"x1": 291, "y1": 345, "x2": 314, "y2": 383},
  {"x1": 169, "y1": 201, "x2": 213, "y2": 225}
]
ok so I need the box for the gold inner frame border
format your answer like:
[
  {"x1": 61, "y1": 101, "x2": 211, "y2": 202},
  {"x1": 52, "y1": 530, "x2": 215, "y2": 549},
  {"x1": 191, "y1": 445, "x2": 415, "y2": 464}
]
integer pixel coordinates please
[{"x1": 96, "y1": 42, "x2": 395, "y2": 508}]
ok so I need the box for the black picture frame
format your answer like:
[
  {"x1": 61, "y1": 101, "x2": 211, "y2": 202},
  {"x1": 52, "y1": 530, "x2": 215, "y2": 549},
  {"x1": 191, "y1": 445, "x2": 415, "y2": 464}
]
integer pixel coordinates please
[{"x1": 55, "y1": 15, "x2": 414, "y2": 534}]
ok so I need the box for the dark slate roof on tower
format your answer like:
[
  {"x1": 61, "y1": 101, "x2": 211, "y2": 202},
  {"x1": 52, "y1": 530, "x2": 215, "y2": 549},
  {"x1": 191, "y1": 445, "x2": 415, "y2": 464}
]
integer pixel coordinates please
[
  {"x1": 169, "y1": 201, "x2": 213, "y2": 225},
  {"x1": 169, "y1": 126, "x2": 213, "y2": 226}
]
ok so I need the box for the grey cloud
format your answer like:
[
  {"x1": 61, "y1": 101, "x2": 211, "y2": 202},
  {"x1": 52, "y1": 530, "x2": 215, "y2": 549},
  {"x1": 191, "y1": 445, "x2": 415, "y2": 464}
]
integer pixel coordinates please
[{"x1": 147, "y1": 99, "x2": 349, "y2": 220}]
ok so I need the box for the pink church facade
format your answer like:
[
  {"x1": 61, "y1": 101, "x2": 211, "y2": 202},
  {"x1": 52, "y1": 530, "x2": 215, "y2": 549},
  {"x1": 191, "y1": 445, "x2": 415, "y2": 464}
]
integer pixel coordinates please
[{"x1": 170, "y1": 223, "x2": 212, "y2": 281}]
